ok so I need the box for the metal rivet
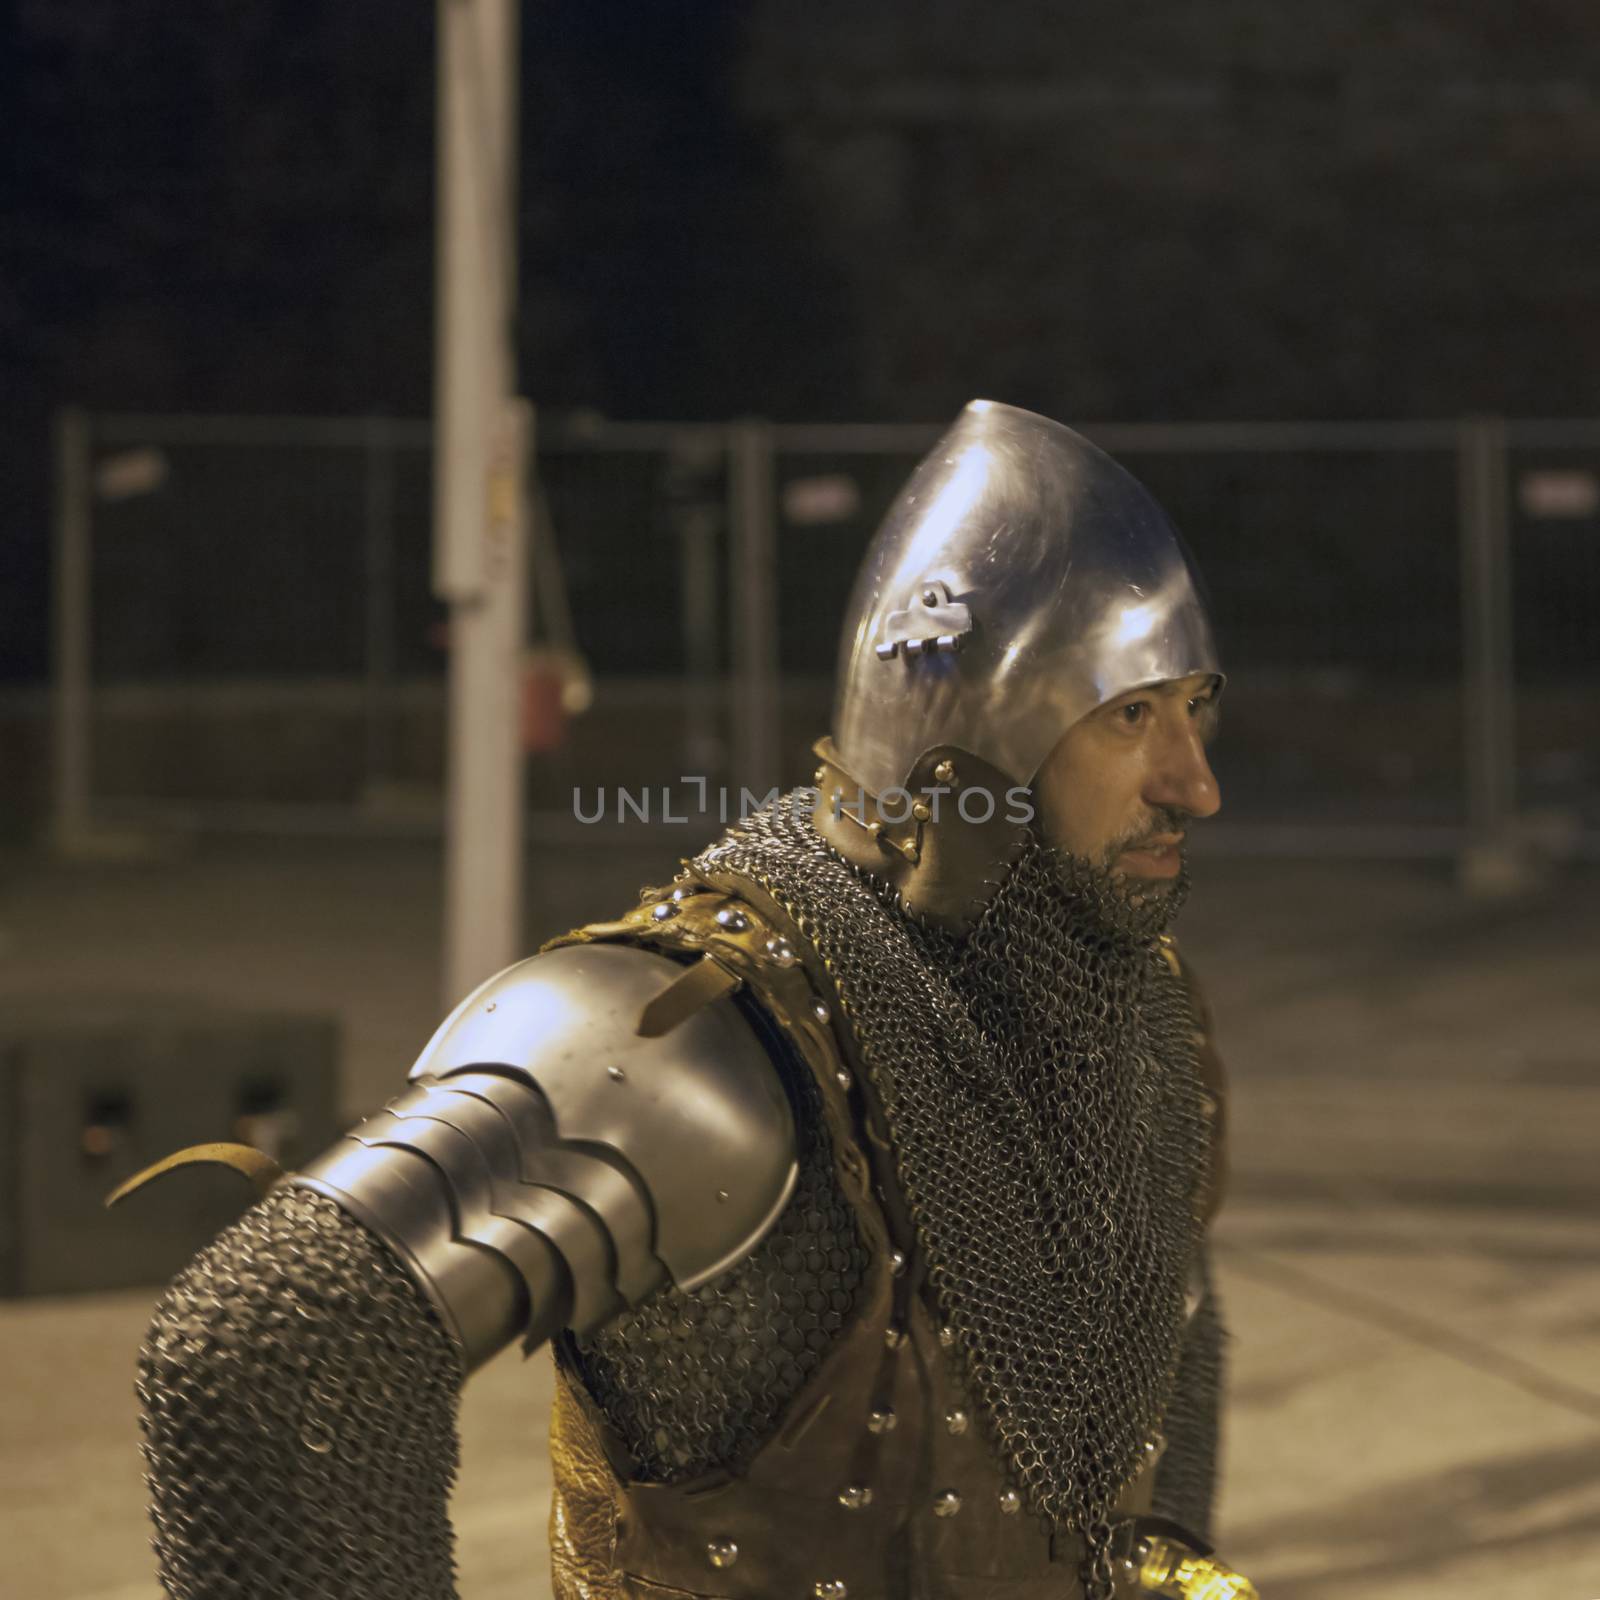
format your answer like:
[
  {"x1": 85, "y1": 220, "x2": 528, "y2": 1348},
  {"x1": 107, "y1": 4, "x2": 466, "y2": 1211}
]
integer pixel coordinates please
[
  {"x1": 889, "y1": 1250, "x2": 906, "y2": 1277},
  {"x1": 921, "y1": 587, "x2": 940, "y2": 606},
  {"x1": 945, "y1": 1408, "x2": 968, "y2": 1436},
  {"x1": 866, "y1": 1407, "x2": 897, "y2": 1434},
  {"x1": 813, "y1": 999, "x2": 831, "y2": 1024},
  {"x1": 706, "y1": 1538, "x2": 738, "y2": 1569},
  {"x1": 911, "y1": 800, "x2": 931, "y2": 822},
  {"x1": 715, "y1": 1189, "x2": 729, "y2": 1202},
  {"x1": 764, "y1": 937, "x2": 797, "y2": 967},
  {"x1": 998, "y1": 1488, "x2": 1022, "y2": 1516},
  {"x1": 814, "y1": 766, "x2": 827, "y2": 785},
  {"x1": 651, "y1": 902, "x2": 678, "y2": 921},
  {"x1": 932, "y1": 1489, "x2": 962, "y2": 1518},
  {"x1": 670, "y1": 884, "x2": 699, "y2": 902},
  {"x1": 607, "y1": 1065, "x2": 626, "y2": 1082},
  {"x1": 485, "y1": 1000, "x2": 497, "y2": 1012},
  {"x1": 715, "y1": 907, "x2": 749, "y2": 932},
  {"x1": 837, "y1": 1484, "x2": 873, "y2": 1511},
  {"x1": 836, "y1": 1069, "x2": 851, "y2": 1090},
  {"x1": 812, "y1": 1583, "x2": 848, "y2": 1600},
  {"x1": 933, "y1": 759, "x2": 956, "y2": 784},
  {"x1": 884, "y1": 1325, "x2": 904, "y2": 1350},
  {"x1": 939, "y1": 1324, "x2": 956, "y2": 1348}
]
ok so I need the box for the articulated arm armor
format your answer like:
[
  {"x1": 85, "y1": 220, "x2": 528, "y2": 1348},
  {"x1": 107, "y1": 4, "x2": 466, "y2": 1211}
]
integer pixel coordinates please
[{"x1": 138, "y1": 942, "x2": 798, "y2": 1598}]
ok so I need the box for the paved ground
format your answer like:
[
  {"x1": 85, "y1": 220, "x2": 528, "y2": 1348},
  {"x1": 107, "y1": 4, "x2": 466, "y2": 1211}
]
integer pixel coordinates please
[{"x1": 2, "y1": 834, "x2": 1597, "y2": 1598}]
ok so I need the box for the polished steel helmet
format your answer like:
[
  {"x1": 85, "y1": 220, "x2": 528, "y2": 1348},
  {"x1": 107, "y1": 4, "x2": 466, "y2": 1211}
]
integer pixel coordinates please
[{"x1": 830, "y1": 400, "x2": 1223, "y2": 797}]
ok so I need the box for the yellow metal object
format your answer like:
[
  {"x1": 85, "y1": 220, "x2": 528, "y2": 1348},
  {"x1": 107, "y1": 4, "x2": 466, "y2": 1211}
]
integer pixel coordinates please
[
  {"x1": 1136, "y1": 1536, "x2": 1259, "y2": 1599},
  {"x1": 104, "y1": 1142, "x2": 286, "y2": 1209}
]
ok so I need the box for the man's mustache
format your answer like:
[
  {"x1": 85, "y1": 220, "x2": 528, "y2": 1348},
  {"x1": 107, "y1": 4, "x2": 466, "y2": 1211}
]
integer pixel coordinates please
[{"x1": 1106, "y1": 806, "x2": 1194, "y2": 859}]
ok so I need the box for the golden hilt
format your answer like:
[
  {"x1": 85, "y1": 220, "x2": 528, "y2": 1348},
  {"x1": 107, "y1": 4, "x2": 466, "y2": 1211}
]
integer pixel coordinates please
[{"x1": 1133, "y1": 1535, "x2": 1259, "y2": 1599}]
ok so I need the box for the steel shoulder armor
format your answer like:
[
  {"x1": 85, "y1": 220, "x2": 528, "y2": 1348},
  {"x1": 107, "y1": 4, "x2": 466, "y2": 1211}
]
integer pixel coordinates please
[{"x1": 291, "y1": 940, "x2": 799, "y2": 1372}]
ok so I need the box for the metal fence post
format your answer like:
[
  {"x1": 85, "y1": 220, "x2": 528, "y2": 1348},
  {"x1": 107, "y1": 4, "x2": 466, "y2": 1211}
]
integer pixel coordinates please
[
  {"x1": 362, "y1": 415, "x2": 399, "y2": 798},
  {"x1": 51, "y1": 406, "x2": 93, "y2": 852},
  {"x1": 728, "y1": 418, "x2": 780, "y2": 796},
  {"x1": 1457, "y1": 414, "x2": 1521, "y2": 888}
]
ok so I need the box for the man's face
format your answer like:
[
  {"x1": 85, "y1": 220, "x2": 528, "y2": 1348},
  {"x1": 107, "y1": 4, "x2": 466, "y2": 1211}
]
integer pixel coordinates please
[{"x1": 1031, "y1": 672, "x2": 1222, "y2": 880}]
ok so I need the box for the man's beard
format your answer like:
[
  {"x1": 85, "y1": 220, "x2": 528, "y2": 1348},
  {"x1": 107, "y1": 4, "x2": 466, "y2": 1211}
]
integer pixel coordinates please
[{"x1": 1037, "y1": 807, "x2": 1194, "y2": 945}]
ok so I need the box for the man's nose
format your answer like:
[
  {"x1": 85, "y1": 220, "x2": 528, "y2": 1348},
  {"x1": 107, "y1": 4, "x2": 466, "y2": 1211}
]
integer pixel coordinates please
[{"x1": 1146, "y1": 719, "x2": 1222, "y2": 820}]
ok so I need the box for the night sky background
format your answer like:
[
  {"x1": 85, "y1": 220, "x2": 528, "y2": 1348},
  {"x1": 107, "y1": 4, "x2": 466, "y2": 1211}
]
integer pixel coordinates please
[{"x1": 4, "y1": 2, "x2": 1600, "y2": 691}]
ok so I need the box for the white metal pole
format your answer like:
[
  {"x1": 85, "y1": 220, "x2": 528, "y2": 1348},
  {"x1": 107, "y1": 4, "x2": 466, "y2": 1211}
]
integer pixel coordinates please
[
  {"x1": 52, "y1": 406, "x2": 93, "y2": 852},
  {"x1": 434, "y1": 0, "x2": 528, "y2": 1005}
]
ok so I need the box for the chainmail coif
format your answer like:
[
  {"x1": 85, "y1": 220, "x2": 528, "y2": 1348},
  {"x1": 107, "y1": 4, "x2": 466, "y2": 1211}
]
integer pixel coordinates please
[{"x1": 692, "y1": 795, "x2": 1212, "y2": 1594}]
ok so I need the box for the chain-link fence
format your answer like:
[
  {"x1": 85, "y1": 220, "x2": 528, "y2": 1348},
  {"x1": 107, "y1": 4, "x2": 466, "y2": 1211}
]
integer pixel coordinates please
[{"x1": 49, "y1": 409, "x2": 1600, "y2": 858}]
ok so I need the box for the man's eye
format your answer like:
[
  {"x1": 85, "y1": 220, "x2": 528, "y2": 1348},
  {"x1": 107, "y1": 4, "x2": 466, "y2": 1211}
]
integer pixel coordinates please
[{"x1": 1117, "y1": 702, "x2": 1147, "y2": 726}]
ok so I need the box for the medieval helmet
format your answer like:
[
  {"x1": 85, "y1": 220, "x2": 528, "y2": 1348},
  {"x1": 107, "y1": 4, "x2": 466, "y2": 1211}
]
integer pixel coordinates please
[
  {"x1": 831, "y1": 399, "x2": 1221, "y2": 795},
  {"x1": 813, "y1": 400, "x2": 1222, "y2": 928}
]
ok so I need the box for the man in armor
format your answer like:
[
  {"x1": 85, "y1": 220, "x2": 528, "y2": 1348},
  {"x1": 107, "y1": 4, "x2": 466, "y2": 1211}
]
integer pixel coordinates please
[{"x1": 136, "y1": 400, "x2": 1255, "y2": 1598}]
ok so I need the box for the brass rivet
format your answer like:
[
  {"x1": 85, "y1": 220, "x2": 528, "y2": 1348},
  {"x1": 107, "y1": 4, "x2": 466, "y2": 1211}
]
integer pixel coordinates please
[
  {"x1": 812, "y1": 1583, "x2": 848, "y2": 1600},
  {"x1": 867, "y1": 1407, "x2": 897, "y2": 1434},
  {"x1": 836, "y1": 1069, "x2": 851, "y2": 1090},
  {"x1": 813, "y1": 999, "x2": 832, "y2": 1025},
  {"x1": 715, "y1": 1189, "x2": 729, "y2": 1203},
  {"x1": 945, "y1": 1408, "x2": 968, "y2": 1436},
  {"x1": 933, "y1": 759, "x2": 956, "y2": 784},
  {"x1": 889, "y1": 1250, "x2": 906, "y2": 1277},
  {"x1": 837, "y1": 1484, "x2": 873, "y2": 1510},
  {"x1": 884, "y1": 1325, "x2": 904, "y2": 1350},
  {"x1": 706, "y1": 1537, "x2": 738, "y2": 1569},
  {"x1": 939, "y1": 1324, "x2": 956, "y2": 1349},
  {"x1": 998, "y1": 1488, "x2": 1022, "y2": 1515},
  {"x1": 911, "y1": 800, "x2": 931, "y2": 822},
  {"x1": 932, "y1": 1489, "x2": 962, "y2": 1518},
  {"x1": 607, "y1": 1065, "x2": 626, "y2": 1082}
]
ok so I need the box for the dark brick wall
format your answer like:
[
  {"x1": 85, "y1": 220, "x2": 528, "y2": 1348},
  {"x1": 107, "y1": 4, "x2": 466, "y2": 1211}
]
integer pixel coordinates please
[{"x1": 738, "y1": 4, "x2": 1600, "y2": 423}]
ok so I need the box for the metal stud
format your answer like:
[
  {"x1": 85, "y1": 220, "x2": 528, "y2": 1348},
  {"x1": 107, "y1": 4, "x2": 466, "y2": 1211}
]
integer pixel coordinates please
[
  {"x1": 911, "y1": 800, "x2": 932, "y2": 822},
  {"x1": 706, "y1": 1538, "x2": 738, "y2": 1569},
  {"x1": 650, "y1": 901, "x2": 679, "y2": 921},
  {"x1": 607, "y1": 1065, "x2": 626, "y2": 1082},
  {"x1": 998, "y1": 1488, "x2": 1022, "y2": 1516},
  {"x1": 889, "y1": 1250, "x2": 906, "y2": 1277},
  {"x1": 670, "y1": 883, "x2": 701, "y2": 902},
  {"x1": 945, "y1": 1408, "x2": 968, "y2": 1436},
  {"x1": 814, "y1": 766, "x2": 828, "y2": 786},
  {"x1": 714, "y1": 907, "x2": 750, "y2": 932},
  {"x1": 932, "y1": 1490, "x2": 962, "y2": 1518},
  {"x1": 884, "y1": 1325, "x2": 905, "y2": 1350},
  {"x1": 485, "y1": 1000, "x2": 496, "y2": 1012},
  {"x1": 866, "y1": 1407, "x2": 897, "y2": 1434},
  {"x1": 813, "y1": 999, "x2": 831, "y2": 1024},
  {"x1": 812, "y1": 1583, "x2": 848, "y2": 1600},
  {"x1": 837, "y1": 1484, "x2": 873, "y2": 1510},
  {"x1": 933, "y1": 759, "x2": 956, "y2": 784},
  {"x1": 763, "y1": 937, "x2": 797, "y2": 968},
  {"x1": 715, "y1": 1189, "x2": 730, "y2": 1203},
  {"x1": 836, "y1": 1069, "x2": 852, "y2": 1090},
  {"x1": 939, "y1": 1324, "x2": 956, "y2": 1349}
]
